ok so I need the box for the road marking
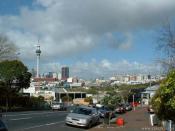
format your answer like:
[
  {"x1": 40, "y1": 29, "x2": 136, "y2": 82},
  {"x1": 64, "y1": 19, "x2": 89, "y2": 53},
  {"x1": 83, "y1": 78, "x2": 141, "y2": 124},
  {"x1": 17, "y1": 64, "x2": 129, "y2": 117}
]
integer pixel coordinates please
[
  {"x1": 10, "y1": 117, "x2": 32, "y2": 121},
  {"x1": 20, "y1": 121, "x2": 65, "y2": 130},
  {"x1": 6, "y1": 111, "x2": 67, "y2": 117}
]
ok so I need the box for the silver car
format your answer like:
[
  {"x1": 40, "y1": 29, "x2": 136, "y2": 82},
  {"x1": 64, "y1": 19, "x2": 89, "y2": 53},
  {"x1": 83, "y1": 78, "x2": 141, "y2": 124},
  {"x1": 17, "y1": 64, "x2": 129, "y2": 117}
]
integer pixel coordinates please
[
  {"x1": 51, "y1": 102, "x2": 65, "y2": 111},
  {"x1": 65, "y1": 105, "x2": 100, "y2": 128}
]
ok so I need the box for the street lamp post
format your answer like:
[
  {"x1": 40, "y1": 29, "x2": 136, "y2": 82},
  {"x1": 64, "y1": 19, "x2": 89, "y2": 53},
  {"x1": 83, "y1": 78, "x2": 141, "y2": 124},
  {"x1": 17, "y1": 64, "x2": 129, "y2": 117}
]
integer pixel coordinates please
[{"x1": 133, "y1": 94, "x2": 135, "y2": 111}]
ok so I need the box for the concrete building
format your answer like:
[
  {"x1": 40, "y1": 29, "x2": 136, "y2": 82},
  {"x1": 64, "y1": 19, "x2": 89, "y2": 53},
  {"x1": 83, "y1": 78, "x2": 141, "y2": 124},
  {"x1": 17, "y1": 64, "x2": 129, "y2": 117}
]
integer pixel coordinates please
[
  {"x1": 22, "y1": 82, "x2": 36, "y2": 96},
  {"x1": 70, "y1": 83, "x2": 82, "y2": 88},
  {"x1": 67, "y1": 77, "x2": 73, "y2": 83},
  {"x1": 52, "y1": 73, "x2": 58, "y2": 79},
  {"x1": 54, "y1": 88, "x2": 86, "y2": 102},
  {"x1": 58, "y1": 73, "x2": 61, "y2": 80},
  {"x1": 61, "y1": 67, "x2": 69, "y2": 80},
  {"x1": 129, "y1": 75, "x2": 137, "y2": 81}
]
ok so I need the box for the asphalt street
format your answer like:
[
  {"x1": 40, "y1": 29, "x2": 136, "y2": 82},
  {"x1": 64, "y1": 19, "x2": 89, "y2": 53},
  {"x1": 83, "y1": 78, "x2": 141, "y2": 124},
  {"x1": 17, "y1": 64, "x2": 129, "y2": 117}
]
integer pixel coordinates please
[{"x1": 1, "y1": 110, "x2": 88, "y2": 131}]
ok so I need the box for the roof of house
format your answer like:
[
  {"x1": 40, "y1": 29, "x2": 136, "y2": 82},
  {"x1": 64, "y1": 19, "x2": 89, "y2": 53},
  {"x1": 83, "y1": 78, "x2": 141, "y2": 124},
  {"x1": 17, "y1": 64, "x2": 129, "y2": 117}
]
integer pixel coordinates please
[
  {"x1": 54, "y1": 88, "x2": 86, "y2": 94},
  {"x1": 33, "y1": 78, "x2": 58, "y2": 82},
  {"x1": 145, "y1": 85, "x2": 159, "y2": 91},
  {"x1": 142, "y1": 85, "x2": 159, "y2": 94}
]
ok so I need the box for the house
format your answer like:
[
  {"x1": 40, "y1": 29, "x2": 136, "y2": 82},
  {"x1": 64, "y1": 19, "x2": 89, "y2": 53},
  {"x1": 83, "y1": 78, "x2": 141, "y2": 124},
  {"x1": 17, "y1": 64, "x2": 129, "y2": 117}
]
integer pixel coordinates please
[{"x1": 141, "y1": 85, "x2": 159, "y2": 105}]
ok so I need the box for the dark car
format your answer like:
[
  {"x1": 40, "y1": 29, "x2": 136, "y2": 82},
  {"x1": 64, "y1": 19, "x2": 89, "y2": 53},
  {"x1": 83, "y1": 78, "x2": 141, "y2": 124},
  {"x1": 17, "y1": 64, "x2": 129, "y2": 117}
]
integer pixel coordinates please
[
  {"x1": 97, "y1": 107, "x2": 115, "y2": 119},
  {"x1": 124, "y1": 103, "x2": 132, "y2": 111},
  {"x1": 115, "y1": 104, "x2": 126, "y2": 114},
  {"x1": 0, "y1": 120, "x2": 8, "y2": 131}
]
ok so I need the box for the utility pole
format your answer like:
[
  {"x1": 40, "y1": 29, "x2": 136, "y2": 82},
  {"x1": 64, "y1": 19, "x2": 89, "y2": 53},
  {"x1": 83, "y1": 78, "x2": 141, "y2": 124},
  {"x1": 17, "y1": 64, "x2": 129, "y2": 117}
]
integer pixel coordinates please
[{"x1": 133, "y1": 94, "x2": 135, "y2": 111}]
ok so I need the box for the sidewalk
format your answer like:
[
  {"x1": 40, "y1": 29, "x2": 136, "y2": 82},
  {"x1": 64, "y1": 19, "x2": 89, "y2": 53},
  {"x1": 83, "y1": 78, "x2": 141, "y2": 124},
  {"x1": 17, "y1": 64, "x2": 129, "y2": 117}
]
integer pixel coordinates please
[{"x1": 90, "y1": 107, "x2": 164, "y2": 131}]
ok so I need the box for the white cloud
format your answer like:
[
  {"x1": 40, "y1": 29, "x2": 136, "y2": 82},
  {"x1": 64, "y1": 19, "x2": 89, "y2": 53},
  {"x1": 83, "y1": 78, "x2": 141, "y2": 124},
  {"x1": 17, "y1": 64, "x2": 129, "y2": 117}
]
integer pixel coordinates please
[
  {"x1": 41, "y1": 62, "x2": 62, "y2": 73},
  {"x1": 0, "y1": 0, "x2": 174, "y2": 78},
  {"x1": 101, "y1": 59, "x2": 111, "y2": 69},
  {"x1": 106, "y1": 32, "x2": 133, "y2": 50},
  {"x1": 35, "y1": 0, "x2": 58, "y2": 7},
  {"x1": 0, "y1": 0, "x2": 175, "y2": 61},
  {"x1": 42, "y1": 59, "x2": 162, "y2": 79}
]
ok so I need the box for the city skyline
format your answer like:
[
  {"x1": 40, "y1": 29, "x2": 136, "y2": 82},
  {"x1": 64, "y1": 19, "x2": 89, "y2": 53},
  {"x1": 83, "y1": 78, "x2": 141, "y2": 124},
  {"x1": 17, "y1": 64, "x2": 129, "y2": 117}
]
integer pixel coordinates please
[{"x1": 0, "y1": 0, "x2": 175, "y2": 79}]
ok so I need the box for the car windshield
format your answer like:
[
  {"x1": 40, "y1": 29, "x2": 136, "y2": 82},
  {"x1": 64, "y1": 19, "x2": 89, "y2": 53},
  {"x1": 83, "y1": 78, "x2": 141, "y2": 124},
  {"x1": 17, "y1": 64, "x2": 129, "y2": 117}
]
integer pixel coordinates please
[
  {"x1": 72, "y1": 107, "x2": 92, "y2": 115},
  {"x1": 98, "y1": 107, "x2": 110, "y2": 111},
  {"x1": 52, "y1": 102, "x2": 62, "y2": 105}
]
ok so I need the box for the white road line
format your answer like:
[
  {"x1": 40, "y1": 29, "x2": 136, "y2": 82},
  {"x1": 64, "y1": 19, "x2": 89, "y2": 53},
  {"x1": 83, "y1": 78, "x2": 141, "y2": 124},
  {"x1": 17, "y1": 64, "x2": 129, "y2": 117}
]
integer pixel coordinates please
[
  {"x1": 21, "y1": 121, "x2": 65, "y2": 130},
  {"x1": 10, "y1": 117, "x2": 32, "y2": 121},
  {"x1": 6, "y1": 111, "x2": 67, "y2": 117}
]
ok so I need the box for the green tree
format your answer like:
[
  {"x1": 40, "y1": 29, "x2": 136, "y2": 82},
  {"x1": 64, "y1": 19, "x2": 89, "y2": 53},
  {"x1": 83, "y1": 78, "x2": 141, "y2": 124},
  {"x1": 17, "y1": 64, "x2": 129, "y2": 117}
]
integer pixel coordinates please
[
  {"x1": 87, "y1": 87, "x2": 98, "y2": 94},
  {"x1": 101, "y1": 93, "x2": 122, "y2": 110},
  {"x1": 0, "y1": 60, "x2": 32, "y2": 110},
  {"x1": 38, "y1": 96, "x2": 45, "y2": 101},
  {"x1": 84, "y1": 96, "x2": 93, "y2": 104},
  {"x1": 0, "y1": 60, "x2": 32, "y2": 92},
  {"x1": 151, "y1": 70, "x2": 175, "y2": 122},
  {"x1": 62, "y1": 96, "x2": 72, "y2": 102}
]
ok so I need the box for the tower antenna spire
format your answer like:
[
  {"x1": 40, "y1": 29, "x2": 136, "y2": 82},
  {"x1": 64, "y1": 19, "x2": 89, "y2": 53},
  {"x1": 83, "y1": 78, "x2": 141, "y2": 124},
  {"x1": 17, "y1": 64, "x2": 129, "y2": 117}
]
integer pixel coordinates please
[{"x1": 36, "y1": 40, "x2": 41, "y2": 78}]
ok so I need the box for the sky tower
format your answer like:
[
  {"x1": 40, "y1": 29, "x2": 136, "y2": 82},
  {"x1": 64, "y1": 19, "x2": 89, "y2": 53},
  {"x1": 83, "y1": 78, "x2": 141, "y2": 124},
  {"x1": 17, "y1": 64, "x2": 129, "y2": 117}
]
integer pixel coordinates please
[{"x1": 36, "y1": 44, "x2": 41, "y2": 78}]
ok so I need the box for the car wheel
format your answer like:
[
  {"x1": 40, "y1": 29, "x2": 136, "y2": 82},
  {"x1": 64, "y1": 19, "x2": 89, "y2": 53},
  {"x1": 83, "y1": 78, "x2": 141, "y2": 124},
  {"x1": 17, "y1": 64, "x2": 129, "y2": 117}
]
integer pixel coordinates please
[
  {"x1": 96, "y1": 118, "x2": 100, "y2": 125},
  {"x1": 86, "y1": 121, "x2": 92, "y2": 129},
  {"x1": 65, "y1": 123, "x2": 69, "y2": 126}
]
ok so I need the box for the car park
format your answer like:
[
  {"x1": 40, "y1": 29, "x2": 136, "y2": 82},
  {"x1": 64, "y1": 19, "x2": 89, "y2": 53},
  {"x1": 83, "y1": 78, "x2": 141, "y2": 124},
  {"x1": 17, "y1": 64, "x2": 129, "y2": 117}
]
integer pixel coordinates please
[{"x1": 65, "y1": 105, "x2": 100, "y2": 129}]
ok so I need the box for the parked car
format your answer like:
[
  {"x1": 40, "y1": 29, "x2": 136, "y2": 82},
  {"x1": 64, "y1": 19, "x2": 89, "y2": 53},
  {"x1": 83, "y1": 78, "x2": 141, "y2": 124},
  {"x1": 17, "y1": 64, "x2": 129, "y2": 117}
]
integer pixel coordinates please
[
  {"x1": 0, "y1": 120, "x2": 8, "y2": 131},
  {"x1": 115, "y1": 104, "x2": 126, "y2": 114},
  {"x1": 65, "y1": 105, "x2": 100, "y2": 129},
  {"x1": 130, "y1": 102, "x2": 139, "y2": 107},
  {"x1": 124, "y1": 103, "x2": 132, "y2": 111},
  {"x1": 51, "y1": 101, "x2": 66, "y2": 111},
  {"x1": 97, "y1": 106, "x2": 115, "y2": 119}
]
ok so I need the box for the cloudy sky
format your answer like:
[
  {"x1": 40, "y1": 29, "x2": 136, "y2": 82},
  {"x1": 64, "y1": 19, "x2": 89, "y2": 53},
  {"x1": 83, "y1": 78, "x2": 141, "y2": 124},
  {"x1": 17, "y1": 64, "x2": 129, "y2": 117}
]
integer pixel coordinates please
[{"x1": 0, "y1": 0, "x2": 174, "y2": 79}]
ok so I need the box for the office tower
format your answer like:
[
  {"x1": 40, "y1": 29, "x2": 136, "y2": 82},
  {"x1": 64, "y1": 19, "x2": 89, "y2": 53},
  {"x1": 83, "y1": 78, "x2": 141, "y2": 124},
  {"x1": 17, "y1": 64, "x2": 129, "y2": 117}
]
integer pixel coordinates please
[{"x1": 61, "y1": 67, "x2": 69, "y2": 80}]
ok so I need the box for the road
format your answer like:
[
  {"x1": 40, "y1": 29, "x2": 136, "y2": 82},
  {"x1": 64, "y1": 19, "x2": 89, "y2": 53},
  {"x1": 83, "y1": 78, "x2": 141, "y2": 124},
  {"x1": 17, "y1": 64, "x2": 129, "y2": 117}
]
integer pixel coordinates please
[{"x1": 2, "y1": 111, "x2": 87, "y2": 131}]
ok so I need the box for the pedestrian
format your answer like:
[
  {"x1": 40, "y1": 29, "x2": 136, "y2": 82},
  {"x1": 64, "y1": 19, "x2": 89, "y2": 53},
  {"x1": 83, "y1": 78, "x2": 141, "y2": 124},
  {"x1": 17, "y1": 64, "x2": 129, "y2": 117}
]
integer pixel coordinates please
[{"x1": 148, "y1": 105, "x2": 155, "y2": 126}]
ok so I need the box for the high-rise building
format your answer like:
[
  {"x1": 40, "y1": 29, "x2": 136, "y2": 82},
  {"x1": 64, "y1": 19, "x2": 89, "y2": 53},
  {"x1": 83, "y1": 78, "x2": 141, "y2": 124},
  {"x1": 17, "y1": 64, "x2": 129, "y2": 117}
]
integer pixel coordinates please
[
  {"x1": 61, "y1": 67, "x2": 69, "y2": 80},
  {"x1": 148, "y1": 74, "x2": 151, "y2": 80},
  {"x1": 58, "y1": 73, "x2": 61, "y2": 80}
]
